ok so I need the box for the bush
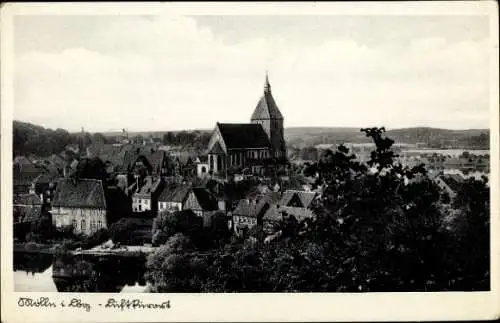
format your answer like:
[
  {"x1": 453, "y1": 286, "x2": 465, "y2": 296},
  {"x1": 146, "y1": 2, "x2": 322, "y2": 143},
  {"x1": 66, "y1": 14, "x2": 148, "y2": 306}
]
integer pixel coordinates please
[
  {"x1": 109, "y1": 217, "x2": 152, "y2": 245},
  {"x1": 151, "y1": 211, "x2": 202, "y2": 246},
  {"x1": 81, "y1": 228, "x2": 110, "y2": 249}
]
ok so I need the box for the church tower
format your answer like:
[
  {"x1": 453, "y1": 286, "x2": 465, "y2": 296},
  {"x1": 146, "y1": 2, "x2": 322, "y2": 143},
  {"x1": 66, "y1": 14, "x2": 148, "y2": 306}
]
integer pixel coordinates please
[{"x1": 251, "y1": 73, "x2": 286, "y2": 159}]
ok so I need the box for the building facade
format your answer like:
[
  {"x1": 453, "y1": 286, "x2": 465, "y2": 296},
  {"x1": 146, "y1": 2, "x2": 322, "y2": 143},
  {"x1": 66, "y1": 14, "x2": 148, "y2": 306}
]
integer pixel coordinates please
[{"x1": 51, "y1": 178, "x2": 107, "y2": 235}]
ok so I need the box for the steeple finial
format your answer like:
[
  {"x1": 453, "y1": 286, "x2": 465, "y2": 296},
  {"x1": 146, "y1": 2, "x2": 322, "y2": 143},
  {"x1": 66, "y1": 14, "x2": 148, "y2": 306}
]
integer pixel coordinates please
[{"x1": 264, "y1": 70, "x2": 271, "y2": 93}]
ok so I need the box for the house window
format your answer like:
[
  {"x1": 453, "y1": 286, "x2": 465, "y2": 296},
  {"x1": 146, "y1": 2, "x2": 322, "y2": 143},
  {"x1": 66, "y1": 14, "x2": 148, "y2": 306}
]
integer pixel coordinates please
[
  {"x1": 72, "y1": 219, "x2": 77, "y2": 229},
  {"x1": 81, "y1": 219, "x2": 86, "y2": 231},
  {"x1": 145, "y1": 199, "x2": 149, "y2": 205},
  {"x1": 97, "y1": 220, "x2": 102, "y2": 229},
  {"x1": 201, "y1": 166, "x2": 206, "y2": 173},
  {"x1": 138, "y1": 204, "x2": 142, "y2": 211}
]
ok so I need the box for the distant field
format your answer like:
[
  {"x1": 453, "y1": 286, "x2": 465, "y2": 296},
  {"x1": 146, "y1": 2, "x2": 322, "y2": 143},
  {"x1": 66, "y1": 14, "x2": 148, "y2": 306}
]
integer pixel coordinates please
[{"x1": 101, "y1": 126, "x2": 489, "y2": 150}]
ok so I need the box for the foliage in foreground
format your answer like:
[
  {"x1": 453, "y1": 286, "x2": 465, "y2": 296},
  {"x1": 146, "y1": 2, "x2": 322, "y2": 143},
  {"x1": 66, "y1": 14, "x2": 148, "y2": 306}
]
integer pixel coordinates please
[{"x1": 145, "y1": 127, "x2": 490, "y2": 292}]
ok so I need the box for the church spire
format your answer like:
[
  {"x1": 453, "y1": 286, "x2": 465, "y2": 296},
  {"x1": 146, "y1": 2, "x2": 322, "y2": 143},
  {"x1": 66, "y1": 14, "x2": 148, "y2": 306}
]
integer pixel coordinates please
[{"x1": 264, "y1": 70, "x2": 271, "y2": 93}]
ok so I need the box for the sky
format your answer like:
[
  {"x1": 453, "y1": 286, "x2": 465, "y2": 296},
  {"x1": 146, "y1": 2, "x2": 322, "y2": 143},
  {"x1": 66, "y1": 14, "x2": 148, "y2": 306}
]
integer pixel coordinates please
[{"x1": 13, "y1": 14, "x2": 492, "y2": 132}]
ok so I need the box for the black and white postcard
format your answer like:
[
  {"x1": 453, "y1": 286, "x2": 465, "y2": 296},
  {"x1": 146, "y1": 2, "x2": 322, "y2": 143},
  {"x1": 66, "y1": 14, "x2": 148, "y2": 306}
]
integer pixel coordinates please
[{"x1": 1, "y1": 2, "x2": 499, "y2": 322}]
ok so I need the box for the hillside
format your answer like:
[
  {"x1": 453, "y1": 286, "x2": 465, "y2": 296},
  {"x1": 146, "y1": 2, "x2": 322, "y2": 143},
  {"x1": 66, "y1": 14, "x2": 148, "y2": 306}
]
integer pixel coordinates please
[{"x1": 13, "y1": 120, "x2": 490, "y2": 158}]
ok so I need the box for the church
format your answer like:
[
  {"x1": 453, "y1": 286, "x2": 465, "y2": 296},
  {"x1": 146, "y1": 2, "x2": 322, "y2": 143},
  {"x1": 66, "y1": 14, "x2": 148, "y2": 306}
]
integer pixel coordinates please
[{"x1": 206, "y1": 74, "x2": 287, "y2": 177}]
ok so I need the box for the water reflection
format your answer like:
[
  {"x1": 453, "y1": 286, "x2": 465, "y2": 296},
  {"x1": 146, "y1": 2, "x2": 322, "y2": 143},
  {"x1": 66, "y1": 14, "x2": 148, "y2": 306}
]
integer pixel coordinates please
[{"x1": 14, "y1": 252, "x2": 148, "y2": 293}]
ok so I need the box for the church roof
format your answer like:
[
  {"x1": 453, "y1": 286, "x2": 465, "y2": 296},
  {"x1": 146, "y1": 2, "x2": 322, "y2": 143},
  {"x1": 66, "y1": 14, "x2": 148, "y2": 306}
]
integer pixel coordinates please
[
  {"x1": 251, "y1": 75, "x2": 283, "y2": 120},
  {"x1": 217, "y1": 123, "x2": 271, "y2": 149}
]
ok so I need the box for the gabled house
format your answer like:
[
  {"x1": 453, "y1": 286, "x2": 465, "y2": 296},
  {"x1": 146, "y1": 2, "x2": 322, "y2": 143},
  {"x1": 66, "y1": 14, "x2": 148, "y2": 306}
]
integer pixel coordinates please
[
  {"x1": 232, "y1": 198, "x2": 270, "y2": 234},
  {"x1": 157, "y1": 184, "x2": 192, "y2": 213},
  {"x1": 261, "y1": 190, "x2": 317, "y2": 233},
  {"x1": 51, "y1": 178, "x2": 107, "y2": 235},
  {"x1": 146, "y1": 150, "x2": 169, "y2": 176},
  {"x1": 131, "y1": 176, "x2": 163, "y2": 215},
  {"x1": 13, "y1": 157, "x2": 46, "y2": 195},
  {"x1": 231, "y1": 191, "x2": 281, "y2": 234},
  {"x1": 13, "y1": 193, "x2": 43, "y2": 225},
  {"x1": 184, "y1": 187, "x2": 219, "y2": 227}
]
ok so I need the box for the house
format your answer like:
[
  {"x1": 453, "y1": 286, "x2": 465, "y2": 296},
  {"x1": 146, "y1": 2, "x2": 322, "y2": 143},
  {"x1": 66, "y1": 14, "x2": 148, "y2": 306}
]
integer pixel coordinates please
[
  {"x1": 13, "y1": 156, "x2": 46, "y2": 195},
  {"x1": 31, "y1": 172, "x2": 59, "y2": 204},
  {"x1": 232, "y1": 198, "x2": 270, "y2": 234},
  {"x1": 157, "y1": 184, "x2": 192, "y2": 213},
  {"x1": 206, "y1": 74, "x2": 287, "y2": 178},
  {"x1": 232, "y1": 191, "x2": 281, "y2": 234},
  {"x1": 13, "y1": 193, "x2": 43, "y2": 225},
  {"x1": 51, "y1": 178, "x2": 107, "y2": 235},
  {"x1": 261, "y1": 190, "x2": 317, "y2": 233},
  {"x1": 184, "y1": 187, "x2": 219, "y2": 227},
  {"x1": 131, "y1": 176, "x2": 163, "y2": 215},
  {"x1": 196, "y1": 156, "x2": 209, "y2": 178},
  {"x1": 146, "y1": 150, "x2": 169, "y2": 176},
  {"x1": 127, "y1": 148, "x2": 170, "y2": 176}
]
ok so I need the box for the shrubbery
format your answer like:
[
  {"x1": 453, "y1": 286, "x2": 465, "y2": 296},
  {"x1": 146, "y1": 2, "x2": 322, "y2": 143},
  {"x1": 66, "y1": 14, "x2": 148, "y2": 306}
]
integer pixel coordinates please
[{"x1": 109, "y1": 217, "x2": 152, "y2": 245}]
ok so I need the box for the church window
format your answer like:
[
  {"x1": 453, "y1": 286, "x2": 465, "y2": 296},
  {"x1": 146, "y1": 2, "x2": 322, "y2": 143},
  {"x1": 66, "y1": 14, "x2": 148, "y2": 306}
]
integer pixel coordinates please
[
  {"x1": 201, "y1": 166, "x2": 206, "y2": 173},
  {"x1": 217, "y1": 155, "x2": 222, "y2": 170},
  {"x1": 97, "y1": 220, "x2": 102, "y2": 229},
  {"x1": 81, "y1": 219, "x2": 86, "y2": 231},
  {"x1": 209, "y1": 155, "x2": 214, "y2": 171}
]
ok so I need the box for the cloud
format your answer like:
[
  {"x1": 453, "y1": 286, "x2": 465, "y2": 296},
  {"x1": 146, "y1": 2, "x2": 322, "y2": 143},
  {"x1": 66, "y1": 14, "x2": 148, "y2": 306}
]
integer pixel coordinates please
[{"x1": 14, "y1": 15, "x2": 491, "y2": 132}]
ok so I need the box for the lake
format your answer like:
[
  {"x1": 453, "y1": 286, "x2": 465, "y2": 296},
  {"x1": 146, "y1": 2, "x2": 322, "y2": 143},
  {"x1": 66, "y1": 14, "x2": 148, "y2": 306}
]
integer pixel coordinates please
[{"x1": 14, "y1": 251, "x2": 150, "y2": 293}]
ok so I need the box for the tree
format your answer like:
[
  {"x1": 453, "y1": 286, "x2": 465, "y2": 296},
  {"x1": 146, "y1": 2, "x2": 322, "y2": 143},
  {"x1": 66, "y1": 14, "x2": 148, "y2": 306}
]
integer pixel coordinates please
[
  {"x1": 447, "y1": 176, "x2": 490, "y2": 290},
  {"x1": 143, "y1": 127, "x2": 490, "y2": 293},
  {"x1": 108, "y1": 218, "x2": 146, "y2": 245},
  {"x1": 152, "y1": 210, "x2": 203, "y2": 246},
  {"x1": 145, "y1": 234, "x2": 208, "y2": 292},
  {"x1": 73, "y1": 157, "x2": 108, "y2": 181},
  {"x1": 162, "y1": 132, "x2": 176, "y2": 144}
]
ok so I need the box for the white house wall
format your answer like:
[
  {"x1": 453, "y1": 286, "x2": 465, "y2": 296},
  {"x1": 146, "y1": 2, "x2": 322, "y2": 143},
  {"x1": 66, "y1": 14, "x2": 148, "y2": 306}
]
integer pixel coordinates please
[{"x1": 52, "y1": 207, "x2": 107, "y2": 235}]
